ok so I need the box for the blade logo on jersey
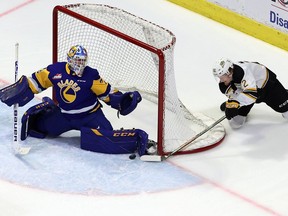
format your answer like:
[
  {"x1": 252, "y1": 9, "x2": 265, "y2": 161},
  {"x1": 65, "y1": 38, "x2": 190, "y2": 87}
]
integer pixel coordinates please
[{"x1": 57, "y1": 79, "x2": 80, "y2": 103}]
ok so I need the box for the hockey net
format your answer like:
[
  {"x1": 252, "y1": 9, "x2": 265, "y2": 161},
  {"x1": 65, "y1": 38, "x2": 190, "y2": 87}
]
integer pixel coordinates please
[{"x1": 53, "y1": 4, "x2": 225, "y2": 156}]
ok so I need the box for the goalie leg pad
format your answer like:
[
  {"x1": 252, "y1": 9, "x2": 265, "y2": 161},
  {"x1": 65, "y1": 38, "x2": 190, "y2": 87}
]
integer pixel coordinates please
[
  {"x1": 21, "y1": 97, "x2": 58, "y2": 140},
  {"x1": 0, "y1": 75, "x2": 34, "y2": 107},
  {"x1": 80, "y1": 128, "x2": 148, "y2": 156}
]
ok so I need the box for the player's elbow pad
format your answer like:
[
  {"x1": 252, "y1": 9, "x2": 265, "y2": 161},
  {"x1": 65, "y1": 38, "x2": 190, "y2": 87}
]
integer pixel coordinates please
[
  {"x1": 109, "y1": 91, "x2": 142, "y2": 115},
  {"x1": 0, "y1": 75, "x2": 34, "y2": 107}
]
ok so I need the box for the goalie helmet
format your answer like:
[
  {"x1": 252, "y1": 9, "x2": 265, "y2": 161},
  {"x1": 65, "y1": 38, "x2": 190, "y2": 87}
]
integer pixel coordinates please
[
  {"x1": 67, "y1": 45, "x2": 88, "y2": 77},
  {"x1": 212, "y1": 58, "x2": 234, "y2": 78}
]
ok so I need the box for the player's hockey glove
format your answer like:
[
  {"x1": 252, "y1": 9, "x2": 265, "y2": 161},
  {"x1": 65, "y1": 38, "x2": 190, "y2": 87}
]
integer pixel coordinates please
[
  {"x1": 225, "y1": 100, "x2": 240, "y2": 120},
  {"x1": 0, "y1": 75, "x2": 34, "y2": 107},
  {"x1": 220, "y1": 102, "x2": 226, "y2": 111},
  {"x1": 21, "y1": 97, "x2": 56, "y2": 140},
  {"x1": 109, "y1": 91, "x2": 142, "y2": 116}
]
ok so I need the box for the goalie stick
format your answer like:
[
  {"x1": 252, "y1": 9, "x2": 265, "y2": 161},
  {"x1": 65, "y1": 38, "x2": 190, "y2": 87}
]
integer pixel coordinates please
[
  {"x1": 13, "y1": 43, "x2": 31, "y2": 155},
  {"x1": 140, "y1": 115, "x2": 226, "y2": 162}
]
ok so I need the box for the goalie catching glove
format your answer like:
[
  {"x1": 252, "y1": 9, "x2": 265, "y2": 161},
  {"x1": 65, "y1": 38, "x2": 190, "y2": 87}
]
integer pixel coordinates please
[
  {"x1": 109, "y1": 91, "x2": 142, "y2": 116},
  {"x1": 225, "y1": 100, "x2": 240, "y2": 120},
  {"x1": 0, "y1": 75, "x2": 34, "y2": 107}
]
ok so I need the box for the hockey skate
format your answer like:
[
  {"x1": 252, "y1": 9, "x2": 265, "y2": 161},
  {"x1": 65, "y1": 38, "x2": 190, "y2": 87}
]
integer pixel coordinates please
[{"x1": 146, "y1": 140, "x2": 157, "y2": 155}]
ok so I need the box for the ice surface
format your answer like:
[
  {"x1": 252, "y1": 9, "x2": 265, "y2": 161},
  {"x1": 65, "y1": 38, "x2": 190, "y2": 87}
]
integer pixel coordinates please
[{"x1": 0, "y1": 0, "x2": 288, "y2": 216}]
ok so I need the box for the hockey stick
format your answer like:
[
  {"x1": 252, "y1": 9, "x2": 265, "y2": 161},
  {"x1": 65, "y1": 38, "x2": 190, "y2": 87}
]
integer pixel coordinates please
[
  {"x1": 13, "y1": 43, "x2": 31, "y2": 155},
  {"x1": 140, "y1": 115, "x2": 226, "y2": 162}
]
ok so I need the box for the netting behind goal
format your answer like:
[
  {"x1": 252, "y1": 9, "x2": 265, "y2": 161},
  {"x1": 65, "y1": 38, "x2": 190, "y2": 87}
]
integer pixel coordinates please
[{"x1": 53, "y1": 4, "x2": 225, "y2": 156}]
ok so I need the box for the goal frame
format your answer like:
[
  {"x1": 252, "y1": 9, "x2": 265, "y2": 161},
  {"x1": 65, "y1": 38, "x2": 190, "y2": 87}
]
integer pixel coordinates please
[
  {"x1": 52, "y1": 4, "x2": 225, "y2": 156},
  {"x1": 53, "y1": 4, "x2": 170, "y2": 155}
]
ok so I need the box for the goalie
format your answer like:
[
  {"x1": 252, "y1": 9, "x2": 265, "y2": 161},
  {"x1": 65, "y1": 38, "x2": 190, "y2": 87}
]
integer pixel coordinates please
[
  {"x1": 0, "y1": 45, "x2": 155, "y2": 157},
  {"x1": 213, "y1": 58, "x2": 288, "y2": 128}
]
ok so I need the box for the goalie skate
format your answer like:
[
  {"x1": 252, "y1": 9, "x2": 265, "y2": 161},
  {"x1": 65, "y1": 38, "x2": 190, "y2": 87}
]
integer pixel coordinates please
[{"x1": 146, "y1": 140, "x2": 157, "y2": 155}]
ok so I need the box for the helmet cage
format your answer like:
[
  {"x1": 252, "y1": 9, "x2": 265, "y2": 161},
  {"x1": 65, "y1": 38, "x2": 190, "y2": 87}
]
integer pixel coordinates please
[
  {"x1": 212, "y1": 58, "x2": 233, "y2": 82},
  {"x1": 67, "y1": 45, "x2": 88, "y2": 77}
]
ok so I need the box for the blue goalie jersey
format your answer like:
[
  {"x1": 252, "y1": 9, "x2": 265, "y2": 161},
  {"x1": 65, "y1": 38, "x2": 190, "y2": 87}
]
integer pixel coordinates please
[{"x1": 28, "y1": 62, "x2": 112, "y2": 117}]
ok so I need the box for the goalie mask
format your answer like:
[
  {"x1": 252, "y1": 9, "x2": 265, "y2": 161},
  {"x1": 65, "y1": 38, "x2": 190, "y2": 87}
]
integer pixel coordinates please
[
  {"x1": 67, "y1": 45, "x2": 88, "y2": 77},
  {"x1": 212, "y1": 58, "x2": 233, "y2": 82}
]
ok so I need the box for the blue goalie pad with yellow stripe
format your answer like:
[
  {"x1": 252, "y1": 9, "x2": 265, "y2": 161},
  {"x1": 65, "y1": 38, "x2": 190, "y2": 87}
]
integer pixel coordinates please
[
  {"x1": 80, "y1": 128, "x2": 148, "y2": 156},
  {"x1": 21, "y1": 97, "x2": 57, "y2": 140}
]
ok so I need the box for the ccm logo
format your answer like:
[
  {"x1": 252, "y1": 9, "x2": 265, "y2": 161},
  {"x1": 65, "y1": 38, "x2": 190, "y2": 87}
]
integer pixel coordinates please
[{"x1": 113, "y1": 132, "x2": 136, "y2": 137}]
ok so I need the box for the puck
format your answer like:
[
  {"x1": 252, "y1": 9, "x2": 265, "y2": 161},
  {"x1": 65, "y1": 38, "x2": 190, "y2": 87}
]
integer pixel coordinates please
[{"x1": 129, "y1": 154, "x2": 136, "y2": 160}]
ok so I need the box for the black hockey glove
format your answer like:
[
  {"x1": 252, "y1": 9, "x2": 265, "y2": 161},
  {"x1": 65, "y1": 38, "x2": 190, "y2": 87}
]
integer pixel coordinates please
[{"x1": 225, "y1": 100, "x2": 240, "y2": 120}]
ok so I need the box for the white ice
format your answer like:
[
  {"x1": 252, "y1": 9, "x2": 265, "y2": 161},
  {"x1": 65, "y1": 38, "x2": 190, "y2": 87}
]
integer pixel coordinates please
[{"x1": 0, "y1": 0, "x2": 288, "y2": 216}]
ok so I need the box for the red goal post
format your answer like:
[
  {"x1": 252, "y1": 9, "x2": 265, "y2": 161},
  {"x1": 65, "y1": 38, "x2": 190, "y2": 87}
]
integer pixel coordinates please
[{"x1": 52, "y1": 4, "x2": 225, "y2": 156}]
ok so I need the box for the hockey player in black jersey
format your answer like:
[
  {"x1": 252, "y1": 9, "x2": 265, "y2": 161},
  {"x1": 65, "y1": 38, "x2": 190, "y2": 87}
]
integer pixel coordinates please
[
  {"x1": 213, "y1": 58, "x2": 288, "y2": 128},
  {"x1": 0, "y1": 45, "x2": 155, "y2": 156}
]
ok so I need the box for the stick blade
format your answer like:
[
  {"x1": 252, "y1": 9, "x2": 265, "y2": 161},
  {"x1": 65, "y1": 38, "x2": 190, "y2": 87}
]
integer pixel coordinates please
[
  {"x1": 13, "y1": 145, "x2": 31, "y2": 155},
  {"x1": 140, "y1": 155, "x2": 163, "y2": 162}
]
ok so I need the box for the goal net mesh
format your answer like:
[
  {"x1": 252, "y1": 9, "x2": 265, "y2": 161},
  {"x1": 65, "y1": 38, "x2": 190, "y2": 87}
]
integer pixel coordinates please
[{"x1": 53, "y1": 4, "x2": 225, "y2": 155}]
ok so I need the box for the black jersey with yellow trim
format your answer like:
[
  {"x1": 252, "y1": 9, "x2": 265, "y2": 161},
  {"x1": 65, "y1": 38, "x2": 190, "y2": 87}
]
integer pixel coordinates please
[{"x1": 219, "y1": 61, "x2": 271, "y2": 106}]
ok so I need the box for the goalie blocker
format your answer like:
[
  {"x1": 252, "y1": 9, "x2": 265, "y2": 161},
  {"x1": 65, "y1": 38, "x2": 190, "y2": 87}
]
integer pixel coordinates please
[{"x1": 0, "y1": 75, "x2": 34, "y2": 107}]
